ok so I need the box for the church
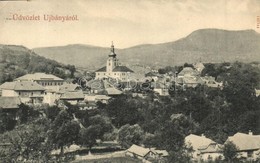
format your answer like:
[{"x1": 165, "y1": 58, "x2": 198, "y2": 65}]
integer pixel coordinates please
[{"x1": 95, "y1": 43, "x2": 134, "y2": 81}]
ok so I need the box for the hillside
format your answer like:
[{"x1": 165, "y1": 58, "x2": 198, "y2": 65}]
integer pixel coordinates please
[
  {"x1": 34, "y1": 29, "x2": 260, "y2": 70},
  {"x1": 0, "y1": 45, "x2": 76, "y2": 84}
]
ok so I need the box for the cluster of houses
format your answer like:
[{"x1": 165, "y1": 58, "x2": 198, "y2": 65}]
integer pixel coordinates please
[
  {"x1": 0, "y1": 71, "x2": 124, "y2": 117},
  {"x1": 126, "y1": 144, "x2": 169, "y2": 163},
  {"x1": 124, "y1": 131, "x2": 260, "y2": 162},
  {"x1": 185, "y1": 131, "x2": 260, "y2": 162}
]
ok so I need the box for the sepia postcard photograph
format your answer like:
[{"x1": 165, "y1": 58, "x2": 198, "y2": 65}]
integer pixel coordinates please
[{"x1": 0, "y1": 0, "x2": 260, "y2": 162}]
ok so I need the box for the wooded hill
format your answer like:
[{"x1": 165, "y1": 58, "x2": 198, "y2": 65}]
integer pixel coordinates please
[{"x1": 0, "y1": 45, "x2": 76, "y2": 84}]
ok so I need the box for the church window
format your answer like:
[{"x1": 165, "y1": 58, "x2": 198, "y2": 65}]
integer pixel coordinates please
[{"x1": 114, "y1": 73, "x2": 116, "y2": 75}]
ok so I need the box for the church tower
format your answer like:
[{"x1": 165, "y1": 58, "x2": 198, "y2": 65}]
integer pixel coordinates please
[{"x1": 106, "y1": 42, "x2": 119, "y2": 73}]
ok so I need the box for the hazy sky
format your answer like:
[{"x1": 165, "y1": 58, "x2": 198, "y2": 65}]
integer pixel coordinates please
[{"x1": 0, "y1": 0, "x2": 259, "y2": 49}]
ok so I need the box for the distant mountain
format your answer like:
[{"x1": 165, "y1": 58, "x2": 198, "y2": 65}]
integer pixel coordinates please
[
  {"x1": 34, "y1": 29, "x2": 260, "y2": 70},
  {"x1": 0, "y1": 45, "x2": 76, "y2": 84}
]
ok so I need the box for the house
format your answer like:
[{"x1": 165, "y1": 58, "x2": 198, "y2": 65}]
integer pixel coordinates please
[
  {"x1": 126, "y1": 144, "x2": 157, "y2": 160},
  {"x1": 85, "y1": 94, "x2": 111, "y2": 104},
  {"x1": 59, "y1": 91, "x2": 85, "y2": 105},
  {"x1": 177, "y1": 76, "x2": 204, "y2": 88},
  {"x1": 255, "y1": 89, "x2": 260, "y2": 97},
  {"x1": 225, "y1": 131, "x2": 260, "y2": 160},
  {"x1": 198, "y1": 143, "x2": 223, "y2": 161},
  {"x1": 193, "y1": 62, "x2": 205, "y2": 73},
  {"x1": 95, "y1": 43, "x2": 134, "y2": 81},
  {"x1": 178, "y1": 67, "x2": 200, "y2": 78},
  {"x1": 201, "y1": 76, "x2": 223, "y2": 88},
  {"x1": 0, "y1": 97, "x2": 21, "y2": 120},
  {"x1": 185, "y1": 134, "x2": 223, "y2": 161},
  {"x1": 15, "y1": 73, "x2": 64, "y2": 87},
  {"x1": 103, "y1": 80, "x2": 123, "y2": 96},
  {"x1": 43, "y1": 89, "x2": 61, "y2": 106},
  {"x1": 126, "y1": 144, "x2": 169, "y2": 162},
  {"x1": 151, "y1": 81, "x2": 169, "y2": 96},
  {"x1": 43, "y1": 83, "x2": 82, "y2": 106},
  {"x1": 86, "y1": 79, "x2": 105, "y2": 94},
  {"x1": 0, "y1": 81, "x2": 45, "y2": 105}
]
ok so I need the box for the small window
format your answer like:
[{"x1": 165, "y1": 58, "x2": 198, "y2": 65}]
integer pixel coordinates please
[{"x1": 248, "y1": 151, "x2": 253, "y2": 157}]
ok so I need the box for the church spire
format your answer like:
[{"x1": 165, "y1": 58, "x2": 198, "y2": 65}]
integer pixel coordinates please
[
  {"x1": 111, "y1": 41, "x2": 114, "y2": 53},
  {"x1": 109, "y1": 41, "x2": 116, "y2": 57}
]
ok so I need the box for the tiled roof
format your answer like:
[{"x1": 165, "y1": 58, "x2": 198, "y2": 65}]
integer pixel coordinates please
[
  {"x1": 0, "y1": 81, "x2": 45, "y2": 91},
  {"x1": 127, "y1": 144, "x2": 152, "y2": 157},
  {"x1": 185, "y1": 134, "x2": 216, "y2": 150},
  {"x1": 105, "y1": 87, "x2": 122, "y2": 95},
  {"x1": 198, "y1": 143, "x2": 223, "y2": 153},
  {"x1": 95, "y1": 66, "x2": 106, "y2": 72},
  {"x1": 86, "y1": 79, "x2": 104, "y2": 90},
  {"x1": 59, "y1": 83, "x2": 81, "y2": 93},
  {"x1": 96, "y1": 66, "x2": 134, "y2": 73},
  {"x1": 178, "y1": 67, "x2": 199, "y2": 76},
  {"x1": 226, "y1": 132, "x2": 260, "y2": 151},
  {"x1": 60, "y1": 91, "x2": 84, "y2": 100},
  {"x1": 0, "y1": 97, "x2": 21, "y2": 109},
  {"x1": 15, "y1": 73, "x2": 63, "y2": 81},
  {"x1": 113, "y1": 66, "x2": 134, "y2": 72}
]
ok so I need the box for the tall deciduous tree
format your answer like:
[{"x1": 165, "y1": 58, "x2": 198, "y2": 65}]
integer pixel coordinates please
[
  {"x1": 223, "y1": 141, "x2": 239, "y2": 162},
  {"x1": 118, "y1": 124, "x2": 144, "y2": 148},
  {"x1": 47, "y1": 110, "x2": 80, "y2": 156}
]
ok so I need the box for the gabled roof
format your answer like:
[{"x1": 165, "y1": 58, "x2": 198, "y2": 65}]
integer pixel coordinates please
[
  {"x1": 198, "y1": 143, "x2": 223, "y2": 153},
  {"x1": 105, "y1": 87, "x2": 122, "y2": 95},
  {"x1": 59, "y1": 83, "x2": 81, "y2": 93},
  {"x1": 96, "y1": 66, "x2": 106, "y2": 72},
  {"x1": 185, "y1": 134, "x2": 216, "y2": 150},
  {"x1": 178, "y1": 67, "x2": 199, "y2": 77},
  {"x1": 127, "y1": 144, "x2": 152, "y2": 157},
  {"x1": 226, "y1": 132, "x2": 260, "y2": 151},
  {"x1": 113, "y1": 66, "x2": 134, "y2": 72},
  {"x1": 60, "y1": 91, "x2": 84, "y2": 100},
  {"x1": 0, "y1": 97, "x2": 21, "y2": 109},
  {"x1": 15, "y1": 73, "x2": 63, "y2": 81},
  {"x1": 0, "y1": 81, "x2": 45, "y2": 91}
]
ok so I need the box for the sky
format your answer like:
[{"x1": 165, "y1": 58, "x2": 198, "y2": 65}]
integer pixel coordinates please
[{"x1": 0, "y1": 0, "x2": 259, "y2": 49}]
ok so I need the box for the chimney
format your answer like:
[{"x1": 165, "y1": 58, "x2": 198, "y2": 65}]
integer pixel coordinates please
[
  {"x1": 249, "y1": 130, "x2": 253, "y2": 135},
  {"x1": 201, "y1": 134, "x2": 205, "y2": 138}
]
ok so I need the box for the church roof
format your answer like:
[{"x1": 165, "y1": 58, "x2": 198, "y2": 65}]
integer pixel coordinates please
[
  {"x1": 113, "y1": 66, "x2": 134, "y2": 72},
  {"x1": 96, "y1": 66, "x2": 106, "y2": 72},
  {"x1": 95, "y1": 66, "x2": 134, "y2": 73}
]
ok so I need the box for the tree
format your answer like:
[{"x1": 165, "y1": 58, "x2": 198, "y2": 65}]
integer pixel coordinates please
[
  {"x1": 1, "y1": 118, "x2": 51, "y2": 162},
  {"x1": 118, "y1": 124, "x2": 144, "y2": 148},
  {"x1": 223, "y1": 141, "x2": 239, "y2": 162},
  {"x1": 0, "y1": 110, "x2": 16, "y2": 133},
  {"x1": 47, "y1": 110, "x2": 80, "y2": 156},
  {"x1": 106, "y1": 95, "x2": 142, "y2": 128},
  {"x1": 16, "y1": 104, "x2": 40, "y2": 124},
  {"x1": 44, "y1": 105, "x2": 61, "y2": 122},
  {"x1": 78, "y1": 126, "x2": 98, "y2": 152}
]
